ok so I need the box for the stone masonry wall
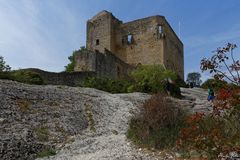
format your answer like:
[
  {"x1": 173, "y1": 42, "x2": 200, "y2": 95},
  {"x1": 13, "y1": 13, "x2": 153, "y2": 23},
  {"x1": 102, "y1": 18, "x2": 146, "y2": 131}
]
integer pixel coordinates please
[
  {"x1": 86, "y1": 11, "x2": 184, "y2": 79},
  {"x1": 115, "y1": 16, "x2": 165, "y2": 65},
  {"x1": 95, "y1": 50, "x2": 133, "y2": 78},
  {"x1": 74, "y1": 50, "x2": 96, "y2": 72},
  {"x1": 86, "y1": 11, "x2": 113, "y2": 53},
  {"x1": 23, "y1": 68, "x2": 96, "y2": 86},
  {"x1": 74, "y1": 49, "x2": 133, "y2": 79},
  {"x1": 162, "y1": 20, "x2": 184, "y2": 79}
]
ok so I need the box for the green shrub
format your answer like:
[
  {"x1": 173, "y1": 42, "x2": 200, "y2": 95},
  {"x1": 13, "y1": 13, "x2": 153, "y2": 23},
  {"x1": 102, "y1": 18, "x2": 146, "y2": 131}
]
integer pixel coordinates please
[
  {"x1": 0, "y1": 70, "x2": 44, "y2": 85},
  {"x1": 81, "y1": 65, "x2": 182, "y2": 96},
  {"x1": 169, "y1": 83, "x2": 182, "y2": 98},
  {"x1": 37, "y1": 148, "x2": 56, "y2": 158},
  {"x1": 12, "y1": 70, "x2": 44, "y2": 85},
  {"x1": 65, "y1": 46, "x2": 87, "y2": 72},
  {"x1": 127, "y1": 93, "x2": 185, "y2": 149},
  {"x1": 128, "y1": 65, "x2": 177, "y2": 93},
  {"x1": 0, "y1": 71, "x2": 13, "y2": 79},
  {"x1": 175, "y1": 76, "x2": 187, "y2": 88},
  {"x1": 0, "y1": 55, "x2": 11, "y2": 71},
  {"x1": 34, "y1": 127, "x2": 49, "y2": 142},
  {"x1": 81, "y1": 76, "x2": 131, "y2": 93},
  {"x1": 201, "y1": 79, "x2": 227, "y2": 90}
]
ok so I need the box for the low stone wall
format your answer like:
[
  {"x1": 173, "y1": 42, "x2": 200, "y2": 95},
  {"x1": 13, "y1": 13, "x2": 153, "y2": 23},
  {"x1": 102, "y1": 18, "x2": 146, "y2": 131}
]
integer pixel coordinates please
[{"x1": 23, "y1": 68, "x2": 96, "y2": 86}]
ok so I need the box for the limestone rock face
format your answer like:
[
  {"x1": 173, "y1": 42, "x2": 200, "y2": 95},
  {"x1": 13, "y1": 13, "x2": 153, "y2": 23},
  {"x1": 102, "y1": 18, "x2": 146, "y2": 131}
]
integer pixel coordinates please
[
  {"x1": 0, "y1": 80, "x2": 211, "y2": 160},
  {"x1": 0, "y1": 80, "x2": 89, "y2": 159}
]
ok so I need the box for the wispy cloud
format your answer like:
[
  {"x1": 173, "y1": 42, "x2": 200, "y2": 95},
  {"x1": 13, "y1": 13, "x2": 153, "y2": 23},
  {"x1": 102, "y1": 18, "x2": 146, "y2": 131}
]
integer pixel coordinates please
[
  {"x1": 0, "y1": 0, "x2": 87, "y2": 71},
  {"x1": 184, "y1": 24, "x2": 240, "y2": 55}
]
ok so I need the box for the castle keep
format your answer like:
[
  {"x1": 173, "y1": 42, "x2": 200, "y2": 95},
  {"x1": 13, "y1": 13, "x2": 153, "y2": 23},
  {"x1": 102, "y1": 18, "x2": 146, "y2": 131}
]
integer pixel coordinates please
[{"x1": 74, "y1": 10, "x2": 184, "y2": 79}]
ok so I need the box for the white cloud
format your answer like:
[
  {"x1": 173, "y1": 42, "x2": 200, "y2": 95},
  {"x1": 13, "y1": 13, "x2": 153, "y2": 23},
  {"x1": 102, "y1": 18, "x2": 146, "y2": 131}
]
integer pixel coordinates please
[{"x1": 0, "y1": 0, "x2": 87, "y2": 71}]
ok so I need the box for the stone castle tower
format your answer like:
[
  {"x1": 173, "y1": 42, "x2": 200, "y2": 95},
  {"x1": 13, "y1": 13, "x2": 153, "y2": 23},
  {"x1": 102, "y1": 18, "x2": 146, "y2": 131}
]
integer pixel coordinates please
[{"x1": 75, "y1": 10, "x2": 184, "y2": 79}]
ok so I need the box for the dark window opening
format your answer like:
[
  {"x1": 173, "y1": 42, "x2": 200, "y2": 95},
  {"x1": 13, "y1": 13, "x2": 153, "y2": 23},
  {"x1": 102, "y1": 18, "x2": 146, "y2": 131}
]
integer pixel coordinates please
[
  {"x1": 122, "y1": 38, "x2": 125, "y2": 45},
  {"x1": 96, "y1": 39, "x2": 100, "y2": 45}
]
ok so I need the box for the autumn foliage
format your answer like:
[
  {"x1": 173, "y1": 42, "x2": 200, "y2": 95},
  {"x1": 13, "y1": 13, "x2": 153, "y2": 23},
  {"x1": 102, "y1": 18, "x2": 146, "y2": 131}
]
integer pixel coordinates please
[
  {"x1": 200, "y1": 43, "x2": 240, "y2": 86},
  {"x1": 177, "y1": 88, "x2": 240, "y2": 159}
]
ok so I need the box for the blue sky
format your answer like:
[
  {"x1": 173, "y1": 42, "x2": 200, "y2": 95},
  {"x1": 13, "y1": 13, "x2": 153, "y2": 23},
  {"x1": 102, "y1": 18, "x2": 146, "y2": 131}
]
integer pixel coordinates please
[{"x1": 0, "y1": 0, "x2": 240, "y2": 81}]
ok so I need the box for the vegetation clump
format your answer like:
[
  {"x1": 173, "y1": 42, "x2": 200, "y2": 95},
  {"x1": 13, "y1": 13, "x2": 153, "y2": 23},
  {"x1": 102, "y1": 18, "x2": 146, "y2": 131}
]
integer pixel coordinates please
[
  {"x1": 11, "y1": 70, "x2": 44, "y2": 85},
  {"x1": 200, "y1": 43, "x2": 240, "y2": 86},
  {"x1": 34, "y1": 127, "x2": 50, "y2": 142},
  {"x1": 186, "y1": 72, "x2": 202, "y2": 87},
  {"x1": 0, "y1": 55, "x2": 11, "y2": 72},
  {"x1": 177, "y1": 88, "x2": 240, "y2": 159},
  {"x1": 0, "y1": 69, "x2": 44, "y2": 85},
  {"x1": 127, "y1": 93, "x2": 185, "y2": 149},
  {"x1": 128, "y1": 65, "x2": 177, "y2": 93},
  {"x1": 36, "y1": 148, "x2": 56, "y2": 158},
  {"x1": 81, "y1": 76, "x2": 131, "y2": 93},
  {"x1": 81, "y1": 65, "x2": 182, "y2": 96},
  {"x1": 65, "y1": 46, "x2": 87, "y2": 72},
  {"x1": 17, "y1": 99, "x2": 31, "y2": 113},
  {"x1": 201, "y1": 78, "x2": 228, "y2": 90}
]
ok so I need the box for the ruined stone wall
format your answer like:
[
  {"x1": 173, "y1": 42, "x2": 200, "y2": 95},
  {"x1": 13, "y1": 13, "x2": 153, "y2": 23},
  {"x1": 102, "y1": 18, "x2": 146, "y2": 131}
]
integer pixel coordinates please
[
  {"x1": 86, "y1": 13, "x2": 111, "y2": 53},
  {"x1": 74, "y1": 50, "x2": 96, "y2": 72},
  {"x1": 95, "y1": 50, "x2": 133, "y2": 78},
  {"x1": 74, "y1": 50, "x2": 132, "y2": 79},
  {"x1": 115, "y1": 16, "x2": 165, "y2": 65},
  {"x1": 23, "y1": 68, "x2": 96, "y2": 86},
  {"x1": 86, "y1": 11, "x2": 184, "y2": 79},
  {"x1": 162, "y1": 20, "x2": 184, "y2": 79}
]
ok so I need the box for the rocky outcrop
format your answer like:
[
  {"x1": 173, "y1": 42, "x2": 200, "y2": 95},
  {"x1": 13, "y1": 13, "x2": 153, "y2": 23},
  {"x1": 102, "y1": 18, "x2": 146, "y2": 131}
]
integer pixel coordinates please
[
  {"x1": 0, "y1": 80, "x2": 153, "y2": 160},
  {"x1": 0, "y1": 80, "x2": 89, "y2": 159},
  {"x1": 173, "y1": 87, "x2": 212, "y2": 114},
  {"x1": 0, "y1": 80, "x2": 211, "y2": 160}
]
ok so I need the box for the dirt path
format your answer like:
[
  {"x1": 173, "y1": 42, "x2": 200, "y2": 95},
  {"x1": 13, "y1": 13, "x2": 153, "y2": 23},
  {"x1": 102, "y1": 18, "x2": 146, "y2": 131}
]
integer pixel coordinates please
[{"x1": 38, "y1": 87, "x2": 211, "y2": 160}]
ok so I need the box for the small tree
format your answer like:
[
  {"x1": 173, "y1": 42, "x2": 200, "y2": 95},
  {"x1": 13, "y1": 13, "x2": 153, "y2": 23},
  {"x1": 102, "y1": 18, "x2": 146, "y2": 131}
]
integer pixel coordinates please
[
  {"x1": 186, "y1": 72, "x2": 202, "y2": 86},
  {"x1": 65, "y1": 46, "x2": 86, "y2": 72},
  {"x1": 200, "y1": 43, "x2": 240, "y2": 86},
  {"x1": 0, "y1": 56, "x2": 11, "y2": 72},
  {"x1": 128, "y1": 65, "x2": 177, "y2": 93}
]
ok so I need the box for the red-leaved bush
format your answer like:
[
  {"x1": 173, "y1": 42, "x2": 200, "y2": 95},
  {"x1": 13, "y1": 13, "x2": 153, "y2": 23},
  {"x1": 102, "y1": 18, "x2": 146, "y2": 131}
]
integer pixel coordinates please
[{"x1": 177, "y1": 88, "x2": 240, "y2": 159}]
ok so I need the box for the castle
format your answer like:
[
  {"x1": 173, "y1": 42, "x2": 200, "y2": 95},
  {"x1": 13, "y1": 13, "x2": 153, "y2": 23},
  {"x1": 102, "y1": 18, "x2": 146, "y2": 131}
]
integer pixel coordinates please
[{"x1": 74, "y1": 10, "x2": 184, "y2": 79}]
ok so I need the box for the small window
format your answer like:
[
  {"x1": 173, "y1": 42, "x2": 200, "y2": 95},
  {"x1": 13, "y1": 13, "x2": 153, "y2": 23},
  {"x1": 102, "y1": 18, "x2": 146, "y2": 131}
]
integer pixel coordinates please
[
  {"x1": 158, "y1": 25, "x2": 163, "y2": 33},
  {"x1": 117, "y1": 66, "x2": 121, "y2": 77},
  {"x1": 96, "y1": 39, "x2": 99, "y2": 45},
  {"x1": 127, "y1": 34, "x2": 133, "y2": 44},
  {"x1": 122, "y1": 38, "x2": 125, "y2": 45}
]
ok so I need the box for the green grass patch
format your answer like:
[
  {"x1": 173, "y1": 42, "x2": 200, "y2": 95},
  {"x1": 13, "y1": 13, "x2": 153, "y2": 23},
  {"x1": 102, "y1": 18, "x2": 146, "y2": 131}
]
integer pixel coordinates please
[
  {"x1": 34, "y1": 127, "x2": 49, "y2": 142},
  {"x1": 36, "y1": 148, "x2": 56, "y2": 158},
  {"x1": 0, "y1": 70, "x2": 44, "y2": 85}
]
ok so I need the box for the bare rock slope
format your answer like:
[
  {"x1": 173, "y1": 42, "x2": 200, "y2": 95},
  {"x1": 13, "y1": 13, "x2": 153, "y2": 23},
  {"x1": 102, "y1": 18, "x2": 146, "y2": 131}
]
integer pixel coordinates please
[{"x1": 0, "y1": 80, "x2": 211, "y2": 160}]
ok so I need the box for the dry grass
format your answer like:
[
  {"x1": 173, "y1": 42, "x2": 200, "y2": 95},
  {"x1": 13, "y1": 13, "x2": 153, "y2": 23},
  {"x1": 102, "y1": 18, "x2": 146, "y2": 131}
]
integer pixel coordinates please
[
  {"x1": 17, "y1": 99, "x2": 30, "y2": 113},
  {"x1": 127, "y1": 93, "x2": 185, "y2": 149}
]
